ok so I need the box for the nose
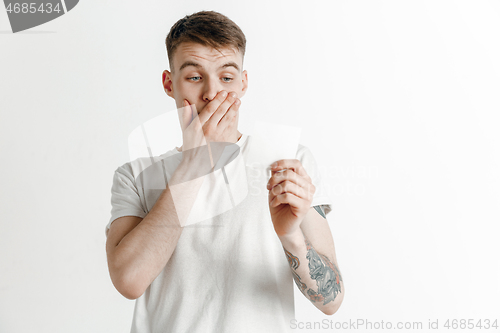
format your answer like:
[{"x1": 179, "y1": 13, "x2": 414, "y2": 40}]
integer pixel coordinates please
[{"x1": 202, "y1": 77, "x2": 220, "y2": 102}]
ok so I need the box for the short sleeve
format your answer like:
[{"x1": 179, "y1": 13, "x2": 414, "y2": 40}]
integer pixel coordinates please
[
  {"x1": 105, "y1": 164, "x2": 147, "y2": 237},
  {"x1": 296, "y1": 144, "x2": 333, "y2": 216}
]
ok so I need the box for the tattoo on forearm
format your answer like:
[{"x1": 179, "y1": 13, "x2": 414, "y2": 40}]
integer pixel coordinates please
[
  {"x1": 305, "y1": 238, "x2": 342, "y2": 305},
  {"x1": 284, "y1": 248, "x2": 299, "y2": 269},
  {"x1": 283, "y1": 238, "x2": 342, "y2": 306},
  {"x1": 284, "y1": 248, "x2": 307, "y2": 292},
  {"x1": 313, "y1": 205, "x2": 326, "y2": 219}
]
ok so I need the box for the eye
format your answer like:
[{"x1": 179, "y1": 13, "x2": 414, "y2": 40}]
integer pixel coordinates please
[
  {"x1": 222, "y1": 77, "x2": 233, "y2": 83},
  {"x1": 188, "y1": 76, "x2": 201, "y2": 82}
]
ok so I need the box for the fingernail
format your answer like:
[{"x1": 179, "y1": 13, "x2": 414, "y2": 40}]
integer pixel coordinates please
[{"x1": 221, "y1": 91, "x2": 228, "y2": 97}]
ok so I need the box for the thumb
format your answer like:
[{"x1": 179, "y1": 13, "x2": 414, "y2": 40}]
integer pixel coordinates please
[{"x1": 181, "y1": 99, "x2": 192, "y2": 131}]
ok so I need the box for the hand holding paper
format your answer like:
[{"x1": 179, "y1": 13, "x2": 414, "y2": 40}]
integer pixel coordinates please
[{"x1": 267, "y1": 159, "x2": 315, "y2": 237}]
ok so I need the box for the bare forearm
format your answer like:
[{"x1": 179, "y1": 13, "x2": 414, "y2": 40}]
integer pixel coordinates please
[
  {"x1": 279, "y1": 228, "x2": 344, "y2": 315},
  {"x1": 111, "y1": 159, "x2": 207, "y2": 298}
]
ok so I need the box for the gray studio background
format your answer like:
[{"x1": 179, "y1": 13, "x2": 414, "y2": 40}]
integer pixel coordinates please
[{"x1": 1, "y1": 1, "x2": 499, "y2": 332}]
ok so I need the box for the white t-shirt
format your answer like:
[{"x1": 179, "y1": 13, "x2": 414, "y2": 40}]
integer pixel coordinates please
[{"x1": 106, "y1": 133, "x2": 333, "y2": 333}]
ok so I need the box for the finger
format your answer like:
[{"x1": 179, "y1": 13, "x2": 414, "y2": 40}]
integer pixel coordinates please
[
  {"x1": 267, "y1": 169, "x2": 315, "y2": 195},
  {"x1": 178, "y1": 99, "x2": 189, "y2": 131},
  {"x1": 271, "y1": 159, "x2": 312, "y2": 183},
  {"x1": 207, "y1": 91, "x2": 238, "y2": 127},
  {"x1": 198, "y1": 90, "x2": 228, "y2": 125},
  {"x1": 183, "y1": 100, "x2": 193, "y2": 128},
  {"x1": 179, "y1": 99, "x2": 197, "y2": 131},
  {"x1": 218, "y1": 97, "x2": 240, "y2": 132},
  {"x1": 269, "y1": 180, "x2": 312, "y2": 201},
  {"x1": 269, "y1": 191, "x2": 303, "y2": 209}
]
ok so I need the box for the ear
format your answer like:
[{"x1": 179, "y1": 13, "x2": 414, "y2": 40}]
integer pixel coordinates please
[
  {"x1": 162, "y1": 70, "x2": 175, "y2": 98},
  {"x1": 239, "y1": 70, "x2": 248, "y2": 98}
]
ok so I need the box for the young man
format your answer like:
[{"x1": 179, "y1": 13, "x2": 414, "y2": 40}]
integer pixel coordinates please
[{"x1": 105, "y1": 10, "x2": 344, "y2": 333}]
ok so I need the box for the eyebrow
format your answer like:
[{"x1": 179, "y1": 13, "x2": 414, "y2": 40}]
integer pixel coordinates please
[{"x1": 178, "y1": 61, "x2": 240, "y2": 72}]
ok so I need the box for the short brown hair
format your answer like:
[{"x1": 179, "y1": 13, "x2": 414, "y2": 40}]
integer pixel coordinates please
[{"x1": 165, "y1": 11, "x2": 246, "y2": 71}]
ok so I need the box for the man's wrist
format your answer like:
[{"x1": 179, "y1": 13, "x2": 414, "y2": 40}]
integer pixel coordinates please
[{"x1": 277, "y1": 227, "x2": 305, "y2": 251}]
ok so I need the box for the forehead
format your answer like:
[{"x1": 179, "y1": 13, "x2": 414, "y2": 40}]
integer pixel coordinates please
[{"x1": 172, "y1": 42, "x2": 242, "y2": 71}]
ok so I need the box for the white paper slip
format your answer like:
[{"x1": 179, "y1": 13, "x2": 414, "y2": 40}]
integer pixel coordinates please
[{"x1": 245, "y1": 120, "x2": 302, "y2": 171}]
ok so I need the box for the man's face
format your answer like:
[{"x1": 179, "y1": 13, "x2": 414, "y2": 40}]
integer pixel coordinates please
[{"x1": 162, "y1": 42, "x2": 248, "y2": 114}]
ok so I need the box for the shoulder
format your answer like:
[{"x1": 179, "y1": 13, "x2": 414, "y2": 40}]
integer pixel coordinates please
[{"x1": 113, "y1": 148, "x2": 180, "y2": 178}]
